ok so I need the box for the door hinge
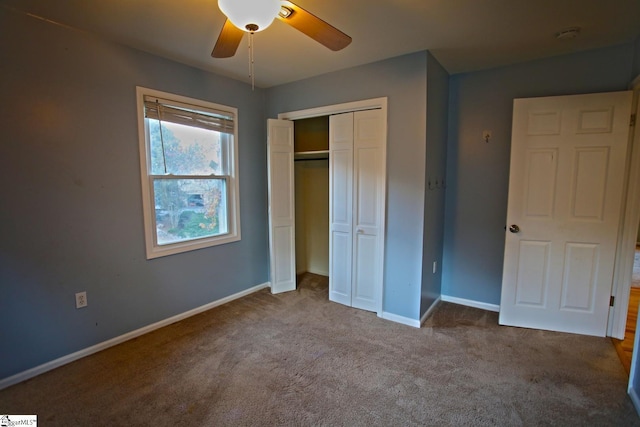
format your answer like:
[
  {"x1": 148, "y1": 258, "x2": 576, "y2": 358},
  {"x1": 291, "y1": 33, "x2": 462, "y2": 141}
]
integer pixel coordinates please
[
  {"x1": 631, "y1": 114, "x2": 636, "y2": 127},
  {"x1": 610, "y1": 295, "x2": 615, "y2": 307}
]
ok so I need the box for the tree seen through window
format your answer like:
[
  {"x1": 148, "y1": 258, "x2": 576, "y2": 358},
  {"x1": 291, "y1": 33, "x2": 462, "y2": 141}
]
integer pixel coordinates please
[{"x1": 149, "y1": 120, "x2": 227, "y2": 245}]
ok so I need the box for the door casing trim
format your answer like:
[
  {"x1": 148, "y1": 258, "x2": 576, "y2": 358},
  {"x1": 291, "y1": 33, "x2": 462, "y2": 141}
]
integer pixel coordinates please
[{"x1": 609, "y1": 79, "x2": 640, "y2": 339}]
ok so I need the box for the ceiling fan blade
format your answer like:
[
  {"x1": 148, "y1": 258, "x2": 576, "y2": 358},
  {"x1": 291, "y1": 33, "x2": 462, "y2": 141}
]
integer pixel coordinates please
[
  {"x1": 211, "y1": 19, "x2": 245, "y2": 58},
  {"x1": 277, "y1": 1, "x2": 351, "y2": 51}
]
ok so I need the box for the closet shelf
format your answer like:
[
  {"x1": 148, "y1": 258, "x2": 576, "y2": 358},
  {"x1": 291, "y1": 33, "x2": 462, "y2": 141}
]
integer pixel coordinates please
[{"x1": 294, "y1": 150, "x2": 329, "y2": 161}]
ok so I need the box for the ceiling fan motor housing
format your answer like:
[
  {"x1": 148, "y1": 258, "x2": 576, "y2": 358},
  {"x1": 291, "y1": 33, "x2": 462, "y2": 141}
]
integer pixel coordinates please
[{"x1": 218, "y1": 0, "x2": 281, "y2": 32}]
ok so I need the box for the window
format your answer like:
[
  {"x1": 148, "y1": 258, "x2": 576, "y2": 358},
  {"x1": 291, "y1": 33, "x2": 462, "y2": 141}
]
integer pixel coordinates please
[{"x1": 136, "y1": 87, "x2": 240, "y2": 258}]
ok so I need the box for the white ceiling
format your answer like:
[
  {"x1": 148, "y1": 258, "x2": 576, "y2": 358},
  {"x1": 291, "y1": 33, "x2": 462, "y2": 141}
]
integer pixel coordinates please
[{"x1": 2, "y1": 0, "x2": 640, "y2": 88}]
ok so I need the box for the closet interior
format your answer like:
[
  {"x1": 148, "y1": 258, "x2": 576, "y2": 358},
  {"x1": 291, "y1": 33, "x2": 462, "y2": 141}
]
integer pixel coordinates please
[{"x1": 294, "y1": 116, "x2": 330, "y2": 282}]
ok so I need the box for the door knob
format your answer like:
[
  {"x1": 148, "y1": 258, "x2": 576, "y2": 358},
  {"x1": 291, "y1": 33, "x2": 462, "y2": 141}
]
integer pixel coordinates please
[{"x1": 509, "y1": 224, "x2": 520, "y2": 233}]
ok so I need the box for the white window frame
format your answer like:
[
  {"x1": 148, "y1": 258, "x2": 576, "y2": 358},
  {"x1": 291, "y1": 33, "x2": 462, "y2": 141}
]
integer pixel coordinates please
[{"x1": 136, "y1": 86, "x2": 241, "y2": 259}]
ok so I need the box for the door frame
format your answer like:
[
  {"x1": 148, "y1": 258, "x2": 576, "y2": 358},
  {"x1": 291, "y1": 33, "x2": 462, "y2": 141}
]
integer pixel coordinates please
[
  {"x1": 277, "y1": 97, "x2": 388, "y2": 315},
  {"x1": 277, "y1": 98, "x2": 387, "y2": 121},
  {"x1": 609, "y1": 76, "x2": 640, "y2": 339}
]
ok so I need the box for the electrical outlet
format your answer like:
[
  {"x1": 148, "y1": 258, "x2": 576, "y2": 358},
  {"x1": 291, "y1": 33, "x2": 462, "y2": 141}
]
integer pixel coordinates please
[
  {"x1": 482, "y1": 130, "x2": 492, "y2": 143},
  {"x1": 75, "y1": 291, "x2": 87, "y2": 309}
]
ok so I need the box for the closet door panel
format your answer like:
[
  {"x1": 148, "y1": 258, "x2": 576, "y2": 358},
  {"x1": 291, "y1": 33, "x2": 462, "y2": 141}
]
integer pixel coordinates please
[
  {"x1": 330, "y1": 231, "x2": 352, "y2": 305},
  {"x1": 352, "y1": 233, "x2": 379, "y2": 311},
  {"x1": 329, "y1": 113, "x2": 354, "y2": 306},
  {"x1": 331, "y1": 150, "x2": 352, "y2": 231},
  {"x1": 267, "y1": 119, "x2": 296, "y2": 294},
  {"x1": 329, "y1": 149, "x2": 352, "y2": 305},
  {"x1": 354, "y1": 147, "x2": 381, "y2": 230},
  {"x1": 352, "y1": 109, "x2": 385, "y2": 313}
]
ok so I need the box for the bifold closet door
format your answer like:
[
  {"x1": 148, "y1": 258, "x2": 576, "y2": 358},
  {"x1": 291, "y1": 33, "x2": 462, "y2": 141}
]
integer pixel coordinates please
[
  {"x1": 329, "y1": 109, "x2": 385, "y2": 312},
  {"x1": 267, "y1": 119, "x2": 296, "y2": 294},
  {"x1": 352, "y1": 109, "x2": 385, "y2": 312},
  {"x1": 328, "y1": 113, "x2": 353, "y2": 306}
]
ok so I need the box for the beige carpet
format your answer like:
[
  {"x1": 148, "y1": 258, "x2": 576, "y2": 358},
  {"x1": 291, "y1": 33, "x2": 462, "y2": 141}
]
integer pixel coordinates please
[{"x1": 1, "y1": 273, "x2": 638, "y2": 426}]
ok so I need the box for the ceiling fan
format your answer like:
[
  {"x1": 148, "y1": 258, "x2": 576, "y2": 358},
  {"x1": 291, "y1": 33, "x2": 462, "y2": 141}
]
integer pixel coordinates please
[{"x1": 211, "y1": 0, "x2": 352, "y2": 59}]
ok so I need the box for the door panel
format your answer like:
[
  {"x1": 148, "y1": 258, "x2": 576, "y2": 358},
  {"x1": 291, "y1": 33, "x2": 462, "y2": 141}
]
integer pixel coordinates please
[
  {"x1": 330, "y1": 232, "x2": 351, "y2": 305},
  {"x1": 272, "y1": 226, "x2": 295, "y2": 288},
  {"x1": 329, "y1": 113, "x2": 354, "y2": 305},
  {"x1": 523, "y1": 149, "x2": 557, "y2": 218},
  {"x1": 352, "y1": 109, "x2": 385, "y2": 312},
  {"x1": 560, "y1": 243, "x2": 598, "y2": 311},
  {"x1": 330, "y1": 150, "x2": 352, "y2": 228},
  {"x1": 352, "y1": 232, "x2": 378, "y2": 311},
  {"x1": 527, "y1": 110, "x2": 561, "y2": 135},
  {"x1": 577, "y1": 107, "x2": 613, "y2": 133},
  {"x1": 271, "y1": 151, "x2": 293, "y2": 219},
  {"x1": 267, "y1": 119, "x2": 296, "y2": 294},
  {"x1": 355, "y1": 147, "x2": 379, "y2": 227},
  {"x1": 500, "y1": 91, "x2": 632, "y2": 336},
  {"x1": 570, "y1": 147, "x2": 609, "y2": 220},
  {"x1": 515, "y1": 240, "x2": 551, "y2": 307}
]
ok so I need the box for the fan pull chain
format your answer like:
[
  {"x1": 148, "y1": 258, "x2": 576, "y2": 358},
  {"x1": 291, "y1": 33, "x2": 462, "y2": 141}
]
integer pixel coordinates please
[{"x1": 248, "y1": 31, "x2": 255, "y2": 91}]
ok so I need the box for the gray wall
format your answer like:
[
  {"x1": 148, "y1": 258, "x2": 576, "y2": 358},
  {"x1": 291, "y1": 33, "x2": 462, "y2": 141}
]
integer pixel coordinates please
[
  {"x1": 266, "y1": 52, "x2": 429, "y2": 320},
  {"x1": 420, "y1": 52, "x2": 449, "y2": 316},
  {"x1": 0, "y1": 9, "x2": 269, "y2": 379},
  {"x1": 442, "y1": 43, "x2": 636, "y2": 305}
]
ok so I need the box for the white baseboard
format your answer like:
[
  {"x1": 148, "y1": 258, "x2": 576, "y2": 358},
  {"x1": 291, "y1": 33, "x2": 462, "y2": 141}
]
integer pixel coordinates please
[
  {"x1": 383, "y1": 295, "x2": 497, "y2": 329},
  {"x1": 420, "y1": 296, "x2": 441, "y2": 326},
  {"x1": 380, "y1": 311, "x2": 421, "y2": 328},
  {"x1": 441, "y1": 294, "x2": 500, "y2": 312},
  {"x1": 0, "y1": 282, "x2": 271, "y2": 391}
]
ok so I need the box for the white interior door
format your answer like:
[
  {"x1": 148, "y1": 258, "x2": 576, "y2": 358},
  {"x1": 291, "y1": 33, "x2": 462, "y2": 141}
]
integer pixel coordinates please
[
  {"x1": 267, "y1": 119, "x2": 296, "y2": 294},
  {"x1": 352, "y1": 109, "x2": 385, "y2": 312},
  {"x1": 329, "y1": 113, "x2": 354, "y2": 306},
  {"x1": 500, "y1": 91, "x2": 633, "y2": 336}
]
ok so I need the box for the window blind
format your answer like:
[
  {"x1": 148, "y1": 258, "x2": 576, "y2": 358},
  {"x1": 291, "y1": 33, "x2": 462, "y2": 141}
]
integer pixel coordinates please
[{"x1": 144, "y1": 95, "x2": 234, "y2": 135}]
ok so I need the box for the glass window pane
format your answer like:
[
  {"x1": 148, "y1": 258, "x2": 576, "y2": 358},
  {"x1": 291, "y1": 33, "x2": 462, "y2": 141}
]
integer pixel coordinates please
[
  {"x1": 153, "y1": 178, "x2": 227, "y2": 245},
  {"x1": 148, "y1": 119, "x2": 224, "y2": 175}
]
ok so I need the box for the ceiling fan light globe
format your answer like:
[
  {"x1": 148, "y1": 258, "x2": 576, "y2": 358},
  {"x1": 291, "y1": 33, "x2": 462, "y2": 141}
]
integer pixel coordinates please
[{"x1": 218, "y1": 0, "x2": 281, "y2": 32}]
